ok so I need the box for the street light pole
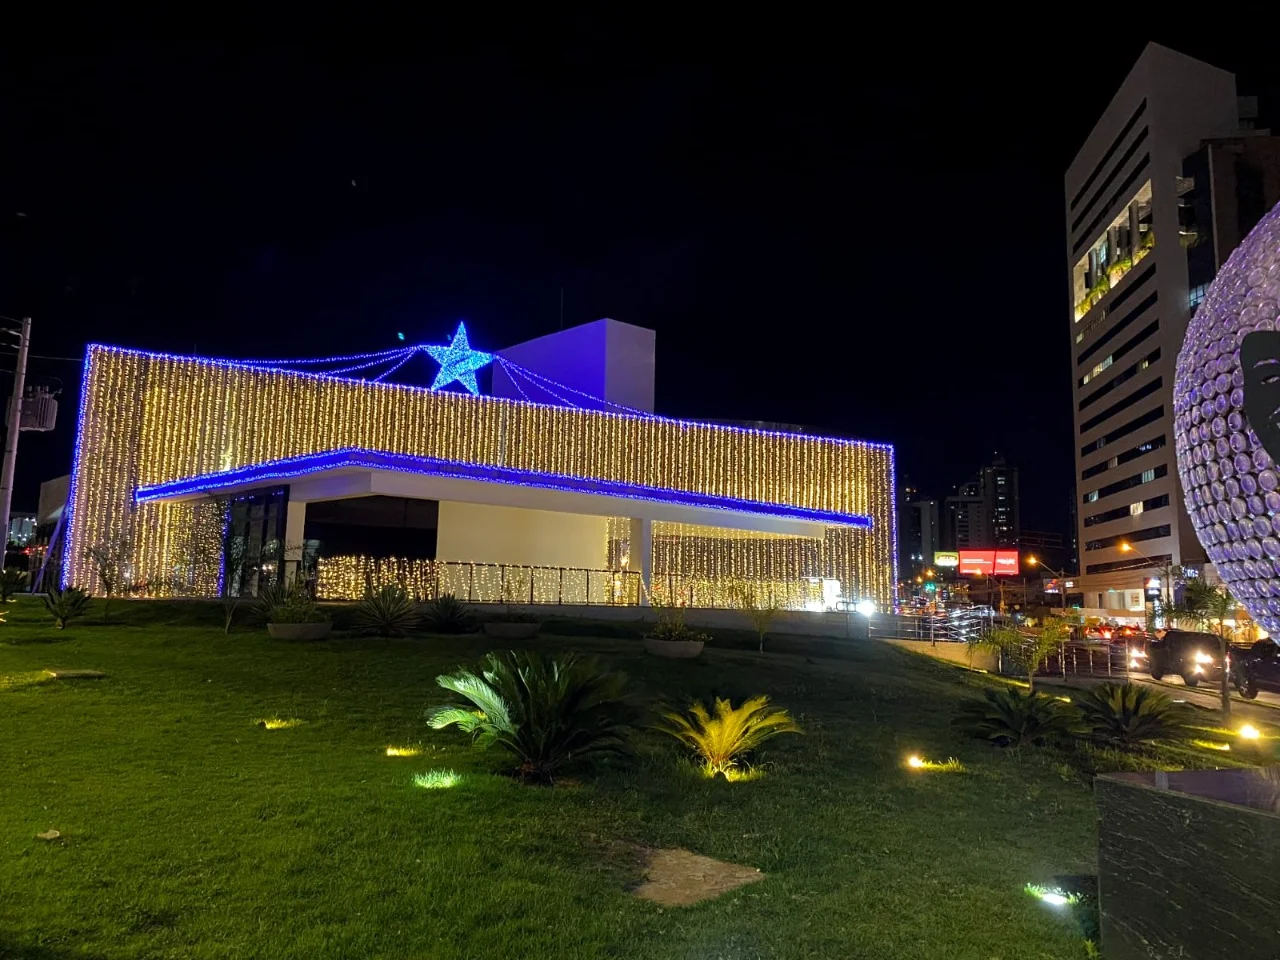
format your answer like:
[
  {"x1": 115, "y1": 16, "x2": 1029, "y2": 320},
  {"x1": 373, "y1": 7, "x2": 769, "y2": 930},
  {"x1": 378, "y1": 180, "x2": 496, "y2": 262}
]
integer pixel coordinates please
[
  {"x1": 0, "y1": 317, "x2": 32, "y2": 555},
  {"x1": 1118, "y1": 541, "x2": 1174, "y2": 610},
  {"x1": 1027, "y1": 555, "x2": 1068, "y2": 614}
]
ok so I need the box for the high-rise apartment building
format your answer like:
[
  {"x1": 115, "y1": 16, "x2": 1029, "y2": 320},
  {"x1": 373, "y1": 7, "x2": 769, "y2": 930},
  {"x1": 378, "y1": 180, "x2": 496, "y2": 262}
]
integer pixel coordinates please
[
  {"x1": 1065, "y1": 43, "x2": 1280, "y2": 611},
  {"x1": 896, "y1": 480, "x2": 941, "y2": 573},
  {"x1": 944, "y1": 456, "x2": 1020, "y2": 550}
]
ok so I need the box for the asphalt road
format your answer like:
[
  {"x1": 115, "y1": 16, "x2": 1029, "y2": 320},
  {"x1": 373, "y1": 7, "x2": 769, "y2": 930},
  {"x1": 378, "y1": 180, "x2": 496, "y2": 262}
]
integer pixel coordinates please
[{"x1": 1040, "y1": 672, "x2": 1280, "y2": 727}]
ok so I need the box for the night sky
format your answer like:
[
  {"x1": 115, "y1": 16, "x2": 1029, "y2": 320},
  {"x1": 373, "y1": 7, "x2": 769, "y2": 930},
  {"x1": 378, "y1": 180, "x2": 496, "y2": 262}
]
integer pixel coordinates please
[{"x1": 5, "y1": 21, "x2": 1280, "y2": 531}]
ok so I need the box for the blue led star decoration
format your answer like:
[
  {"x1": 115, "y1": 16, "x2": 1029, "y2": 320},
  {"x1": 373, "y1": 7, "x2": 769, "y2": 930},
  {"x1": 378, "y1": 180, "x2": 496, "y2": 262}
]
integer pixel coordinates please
[{"x1": 424, "y1": 322, "x2": 493, "y2": 394}]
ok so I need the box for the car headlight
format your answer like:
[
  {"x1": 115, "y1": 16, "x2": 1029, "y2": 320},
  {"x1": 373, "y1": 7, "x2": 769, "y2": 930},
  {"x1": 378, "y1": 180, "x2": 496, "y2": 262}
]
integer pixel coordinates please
[
  {"x1": 1194, "y1": 651, "x2": 1215, "y2": 665},
  {"x1": 1129, "y1": 648, "x2": 1147, "y2": 659}
]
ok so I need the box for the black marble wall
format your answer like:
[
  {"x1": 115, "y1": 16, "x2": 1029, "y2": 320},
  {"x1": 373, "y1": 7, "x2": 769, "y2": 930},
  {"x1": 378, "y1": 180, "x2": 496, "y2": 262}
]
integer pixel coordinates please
[{"x1": 1096, "y1": 770, "x2": 1280, "y2": 959}]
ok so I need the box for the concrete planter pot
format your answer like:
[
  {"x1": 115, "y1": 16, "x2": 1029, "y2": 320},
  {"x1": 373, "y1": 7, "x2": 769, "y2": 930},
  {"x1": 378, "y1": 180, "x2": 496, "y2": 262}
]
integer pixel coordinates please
[
  {"x1": 267, "y1": 622, "x2": 332, "y2": 641},
  {"x1": 643, "y1": 636, "x2": 705, "y2": 659},
  {"x1": 483, "y1": 621, "x2": 541, "y2": 639}
]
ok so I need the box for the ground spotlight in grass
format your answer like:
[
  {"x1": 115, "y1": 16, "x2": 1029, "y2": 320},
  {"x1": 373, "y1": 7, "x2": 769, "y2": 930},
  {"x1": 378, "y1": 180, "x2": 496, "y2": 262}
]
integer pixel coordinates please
[
  {"x1": 0, "y1": 670, "x2": 55, "y2": 692},
  {"x1": 385, "y1": 745, "x2": 421, "y2": 757},
  {"x1": 256, "y1": 717, "x2": 304, "y2": 730},
  {"x1": 1239, "y1": 724, "x2": 1261, "y2": 740},
  {"x1": 1192, "y1": 739, "x2": 1231, "y2": 751},
  {"x1": 1025, "y1": 883, "x2": 1078, "y2": 907},
  {"x1": 906, "y1": 755, "x2": 964, "y2": 772},
  {"x1": 413, "y1": 769, "x2": 461, "y2": 790}
]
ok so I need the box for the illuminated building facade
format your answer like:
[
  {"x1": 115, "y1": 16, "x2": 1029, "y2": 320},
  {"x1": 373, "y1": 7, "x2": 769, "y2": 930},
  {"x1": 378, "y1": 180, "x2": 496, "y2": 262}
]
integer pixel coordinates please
[
  {"x1": 1065, "y1": 43, "x2": 1279, "y2": 612},
  {"x1": 63, "y1": 320, "x2": 896, "y2": 609}
]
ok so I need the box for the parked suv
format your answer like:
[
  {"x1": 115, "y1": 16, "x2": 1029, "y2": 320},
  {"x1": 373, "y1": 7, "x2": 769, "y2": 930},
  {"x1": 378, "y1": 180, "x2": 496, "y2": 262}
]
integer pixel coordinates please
[
  {"x1": 1142, "y1": 630, "x2": 1224, "y2": 687},
  {"x1": 1230, "y1": 640, "x2": 1280, "y2": 699}
]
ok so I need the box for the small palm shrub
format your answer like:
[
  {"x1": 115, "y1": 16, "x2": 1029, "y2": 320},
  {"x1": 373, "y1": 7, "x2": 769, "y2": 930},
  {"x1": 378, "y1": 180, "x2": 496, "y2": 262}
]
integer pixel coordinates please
[
  {"x1": 427, "y1": 651, "x2": 636, "y2": 782},
  {"x1": 354, "y1": 584, "x2": 420, "y2": 636},
  {"x1": 953, "y1": 688, "x2": 1080, "y2": 747},
  {"x1": 44, "y1": 586, "x2": 92, "y2": 629},
  {"x1": 1, "y1": 567, "x2": 27, "y2": 601},
  {"x1": 248, "y1": 581, "x2": 287, "y2": 625},
  {"x1": 657, "y1": 696, "x2": 801, "y2": 777},
  {"x1": 422, "y1": 593, "x2": 474, "y2": 634},
  {"x1": 268, "y1": 585, "x2": 328, "y2": 624},
  {"x1": 647, "y1": 614, "x2": 711, "y2": 645},
  {"x1": 1077, "y1": 682, "x2": 1189, "y2": 747}
]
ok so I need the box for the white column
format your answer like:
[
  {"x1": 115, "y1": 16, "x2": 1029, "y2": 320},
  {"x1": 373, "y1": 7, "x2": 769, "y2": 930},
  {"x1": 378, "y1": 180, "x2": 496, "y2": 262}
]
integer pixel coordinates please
[
  {"x1": 283, "y1": 498, "x2": 307, "y2": 586},
  {"x1": 629, "y1": 517, "x2": 652, "y2": 605}
]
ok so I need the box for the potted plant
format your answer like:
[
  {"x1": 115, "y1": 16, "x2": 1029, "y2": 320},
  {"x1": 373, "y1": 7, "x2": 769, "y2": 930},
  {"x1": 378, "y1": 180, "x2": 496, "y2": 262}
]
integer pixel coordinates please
[
  {"x1": 266, "y1": 584, "x2": 332, "y2": 641},
  {"x1": 483, "y1": 607, "x2": 541, "y2": 639},
  {"x1": 643, "y1": 607, "x2": 709, "y2": 659}
]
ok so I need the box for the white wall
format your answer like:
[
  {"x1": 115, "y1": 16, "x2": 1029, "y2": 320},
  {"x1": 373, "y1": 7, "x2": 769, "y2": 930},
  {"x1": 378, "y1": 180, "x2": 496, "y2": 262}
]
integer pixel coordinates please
[{"x1": 435, "y1": 501, "x2": 610, "y2": 569}]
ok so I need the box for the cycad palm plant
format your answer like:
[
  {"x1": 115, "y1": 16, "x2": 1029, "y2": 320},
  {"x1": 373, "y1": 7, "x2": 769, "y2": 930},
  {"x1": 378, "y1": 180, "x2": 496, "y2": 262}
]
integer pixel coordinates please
[
  {"x1": 427, "y1": 651, "x2": 635, "y2": 782},
  {"x1": 43, "y1": 586, "x2": 91, "y2": 629},
  {"x1": 953, "y1": 687, "x2": 1080, "y2": 747},
  {"x1": 1077, "y1": 682, "x2": 1188, "y2": 747},
  {"x1": 421, "y1": 593, "x2": 474, "y2": 634},
  {"x1": 353, "y1": 584, "x2": 420, "y2": 636},
  {"x1": 657, "y1": 696, "x2": 802, "y2": 777}
]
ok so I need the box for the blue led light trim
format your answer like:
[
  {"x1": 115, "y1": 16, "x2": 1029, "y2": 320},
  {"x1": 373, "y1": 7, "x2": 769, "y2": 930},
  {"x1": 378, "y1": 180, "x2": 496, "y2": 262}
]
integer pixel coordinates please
[
  {"x1": 238, "y1": 346, "x2": 411, "y2": 367},
  {"x1": 500, "y1": 360, "x2": 535, "y2": 404},
  {"x1": 888, "y1": 444, "x2": 900, "y2": 603},
  {"x1": 61, "y1": 347, "x2": 98, "y2": 587},
  {"x1": 327, "y1": 348, "x2": 417, "y2": 376},
  {"x1": 498, "y1": 359, "x2": 588, "y2": 409},
  {"x1": 78, "y1": 344, "x2": 894, "y2": 452},
  {"x1": 370, "y1": 349, "x2": 418, "y2": 383},
  {"x1": 134, "y1": 449, "x2": 875, "y2": 528},
  {"x1": 496, "y1": 357, "x2": 646, "y2": 414}
]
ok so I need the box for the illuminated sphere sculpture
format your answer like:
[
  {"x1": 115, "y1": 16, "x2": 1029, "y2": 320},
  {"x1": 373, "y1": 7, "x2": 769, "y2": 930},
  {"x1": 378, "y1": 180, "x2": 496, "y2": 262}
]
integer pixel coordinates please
[{"x1": 1175, "y1": 199, "x2": 1280, "y2": 632}]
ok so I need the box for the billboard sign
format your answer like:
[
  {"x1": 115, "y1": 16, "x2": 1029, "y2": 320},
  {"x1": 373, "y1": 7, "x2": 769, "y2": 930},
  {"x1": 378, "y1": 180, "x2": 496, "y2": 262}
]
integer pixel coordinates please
[
  {"x1": 958, "y1": 550, "x2": 1020, "y2": 576},
  {"x1": 994, "y1": 550, "x2": 1019, "y2": 576},
  {"x1": 933, "y1": 551, "x2": 960, "y2": 568}
]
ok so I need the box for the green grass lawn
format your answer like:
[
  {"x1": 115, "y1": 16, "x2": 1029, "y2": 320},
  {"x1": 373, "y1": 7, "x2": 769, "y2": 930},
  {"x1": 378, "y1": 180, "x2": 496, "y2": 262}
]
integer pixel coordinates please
[{"x1": 3, "y1": 600, "x2": 1108, "y2": 959}]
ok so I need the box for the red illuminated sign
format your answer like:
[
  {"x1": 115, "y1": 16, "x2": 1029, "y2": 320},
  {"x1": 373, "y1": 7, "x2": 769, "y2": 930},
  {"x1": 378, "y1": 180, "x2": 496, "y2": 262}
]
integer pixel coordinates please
[{"x1": 958, "y1": 550, "x2": 1020, "y2": 576}]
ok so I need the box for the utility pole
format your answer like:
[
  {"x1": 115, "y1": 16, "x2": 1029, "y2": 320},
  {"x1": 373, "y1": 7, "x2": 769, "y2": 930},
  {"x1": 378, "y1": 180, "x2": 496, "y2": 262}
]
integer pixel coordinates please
[{"x1": 0, "y1": 317, "x2": 32, "y2": 555}]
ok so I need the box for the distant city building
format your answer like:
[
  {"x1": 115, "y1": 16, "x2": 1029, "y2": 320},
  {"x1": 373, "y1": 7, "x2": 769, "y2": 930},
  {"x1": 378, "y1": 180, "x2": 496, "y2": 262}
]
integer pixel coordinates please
[
  {"x1": 1065, "y1": 43, "x2": 1280, "y2": 613},
  {"x1": 944, "y1": 455, "x2": 1020, "y2": 550},
  {"x1": 7, "y1": 512, "x2": 35, "y2": 546},
  {"x1": 898, "y1": 496, "x2": 940, "y2": 573}
]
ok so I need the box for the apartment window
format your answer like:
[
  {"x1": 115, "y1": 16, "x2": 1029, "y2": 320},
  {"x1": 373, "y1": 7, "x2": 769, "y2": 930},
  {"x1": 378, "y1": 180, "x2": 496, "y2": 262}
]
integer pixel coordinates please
[
  {"x1": 1086, "y1": 552, "x2": 1172, "y2": 576},
  {"x1": 1085, "y1": 524, "x2": 1171, "y2": 552},
  {"x1": 1083, "y1": 493, "x2": 1169, "y2": 527},
  {"x1": 1070, "y1": 100, "x2": 1147, "y2": 209},
  {"x1": 1082, "y1": 463, "x2": 1167, "y2": 504},
  {"x1": 1081, "y1": 356, "x2": 1114, "y2": 386},
  {"x1": 1081, "y1": 434, "x2": 1166, "y2": 480},
  {"x1": 1078, "y1": 291, "x2": 1158, "y2": 366},
  {"x1": 1081, "y1": 406, "x2": 1163, "y2": 457},
  {"x1": 1079, "y1": 378, "x2": 1162, "y2": 433},
  {"x1": 1079, "y1": 348, "x2": 1161, "y2": 407},
  {"x1": 1071, "y1": 127, "x2": 1151, "y2": 232},
  {"x1": 1072, "y1": 157, "x2": 1152, "y2": 256}
]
